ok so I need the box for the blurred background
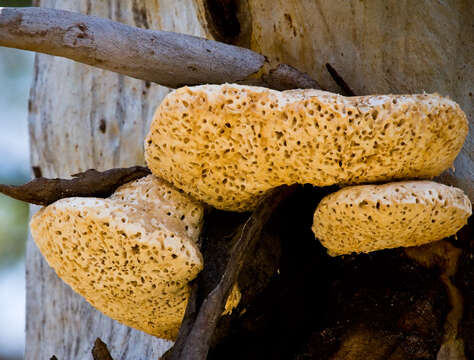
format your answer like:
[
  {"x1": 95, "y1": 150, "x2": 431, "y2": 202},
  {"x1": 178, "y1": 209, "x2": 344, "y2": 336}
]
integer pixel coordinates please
[{"x1": 0, "y1": 1, "x2": 34, "y2": 359}]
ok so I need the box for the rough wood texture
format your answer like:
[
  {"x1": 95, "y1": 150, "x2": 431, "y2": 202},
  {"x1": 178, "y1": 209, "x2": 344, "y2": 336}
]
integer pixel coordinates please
[
  {"x1": 163, "y1": 186, "x2": 295, "y2": 360},
  {"x1": 0, "y1": 7, "x2": 318, "y2": 90},
  {"x1": 205, "y1": 186, "x2": 452, "y2": 359}
]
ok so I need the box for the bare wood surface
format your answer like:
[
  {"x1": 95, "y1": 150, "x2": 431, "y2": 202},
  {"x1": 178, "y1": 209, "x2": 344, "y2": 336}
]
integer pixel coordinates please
[
  {"x1": 0, "y1": 166, "x2": 149, "y2": 205},
  {"x1": 0, "y1": 7, "x2": 318, "y2": 90}
]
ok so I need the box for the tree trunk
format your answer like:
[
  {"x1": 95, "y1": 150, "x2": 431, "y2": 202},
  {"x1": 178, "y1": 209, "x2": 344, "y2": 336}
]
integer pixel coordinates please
[{"x1": 26, "y1": 1, "x2": 472, "y2": 359}]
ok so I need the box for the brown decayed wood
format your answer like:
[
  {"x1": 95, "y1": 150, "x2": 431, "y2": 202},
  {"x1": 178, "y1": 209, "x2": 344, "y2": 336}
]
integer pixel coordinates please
[{"x1": 91, "y1": 338, "x2": 114, "y2": 360}]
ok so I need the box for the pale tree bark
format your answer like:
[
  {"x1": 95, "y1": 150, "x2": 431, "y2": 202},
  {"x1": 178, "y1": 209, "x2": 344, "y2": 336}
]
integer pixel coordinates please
[{"x1": 26, "y1": 0, "x2": 472, "y2": 359}]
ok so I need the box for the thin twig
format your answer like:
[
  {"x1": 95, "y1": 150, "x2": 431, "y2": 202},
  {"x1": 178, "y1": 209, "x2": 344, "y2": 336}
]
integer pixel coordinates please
[
  {"x1": 0, "y1": 7, "x2": 319, "y2": 90},
  {"x1": 326, "y1": 63, "x2": 356, "y2": 96},
  {"x1": 0, "y1": 166, "x2": 150, "y2": 205}
]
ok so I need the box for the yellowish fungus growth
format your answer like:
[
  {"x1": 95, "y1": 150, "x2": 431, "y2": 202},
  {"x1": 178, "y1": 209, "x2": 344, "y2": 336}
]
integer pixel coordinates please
[
  {"x1": 222, "y1": 283, "x2": 242, "y2": 316},
  {"x1": 30, "y1": 175, "x2": 204, "y2": 340},
  {"x1": 145, "y1": 84, "x2": 468, "y2": 212},
  {"x1": 312, "y1": 181, "x2": 472, "y2": 256}
]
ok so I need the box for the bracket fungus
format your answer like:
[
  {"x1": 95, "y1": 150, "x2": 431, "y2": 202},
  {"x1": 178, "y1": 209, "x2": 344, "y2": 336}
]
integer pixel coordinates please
[
  {"x1": 30, "y1": 175, "x2": 205, "y2": 340},
  {"x1": 23, "y1": 81, "x2": 471, "y2": 353},
  {"x1": 145, "y1": 84, "x2": 468, "y2": 212},
  {"x1": 312, "y1": 181, "x2": 472, "y2": 256}
]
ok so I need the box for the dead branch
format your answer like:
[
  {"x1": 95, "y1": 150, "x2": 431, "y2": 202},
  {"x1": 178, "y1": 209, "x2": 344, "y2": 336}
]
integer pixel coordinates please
[
  {"x1": 0, "y1": 7, "x2": 319, "y2": 90},
  {"x1": 326, "y1": 63, "x2": 356, "y2": 96},
  {"x1": 162, "y1": 185, "x2": 296, "y2": 360},
  {"x1": 0, "y1": 166, "x2": 150, "y2": 206}
]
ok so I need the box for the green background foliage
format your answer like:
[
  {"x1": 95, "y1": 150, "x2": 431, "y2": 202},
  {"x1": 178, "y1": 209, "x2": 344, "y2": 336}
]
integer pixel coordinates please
[
  {"x1": 0, "y1": 0, "x2": 33, "y2": 6},
  {"x1": 0, "y1": 195, "x2": 28, "y2": 267}
]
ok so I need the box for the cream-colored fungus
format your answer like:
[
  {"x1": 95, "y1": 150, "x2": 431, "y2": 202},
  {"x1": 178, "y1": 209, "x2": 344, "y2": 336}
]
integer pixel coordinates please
[
  {"x1": 145, "y1": 84, "x2": 467, "y2": 211},
  {"x1": 30, "y1": 175, "x2": 204, "y2": 340},
  {"x1": 312, "y1": 181, "x2": 471, "y2": 256}
]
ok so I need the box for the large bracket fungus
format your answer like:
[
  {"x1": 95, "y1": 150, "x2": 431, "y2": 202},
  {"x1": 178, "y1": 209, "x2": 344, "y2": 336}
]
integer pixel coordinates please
[
  {"x1": 27, "y1": 84, "x2": 471, "y2": 355},
  {"x1": 145, "y1": 84, "x2": 468, "y2": 212},
  {"x1": 22, "y1": 82, "x2": 471, "y2": 358},
  {"x1": 30, "y1": 175, "x2": 205, "y2": 340}
]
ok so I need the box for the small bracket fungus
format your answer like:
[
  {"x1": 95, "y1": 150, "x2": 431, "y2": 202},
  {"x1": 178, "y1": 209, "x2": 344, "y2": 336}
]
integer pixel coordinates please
[
  {"x1": 145, "y1": 84, "x2": 468, "y2": 212},
  {"x1": 222, "y1": 283, "x2": 241, "y2": 316},
  {"x1": 312, "y1": 181, "x2": 472, "y2": 256},
  {"x1": 30, "y1": 175, "x2": 204, "y2": 340}
]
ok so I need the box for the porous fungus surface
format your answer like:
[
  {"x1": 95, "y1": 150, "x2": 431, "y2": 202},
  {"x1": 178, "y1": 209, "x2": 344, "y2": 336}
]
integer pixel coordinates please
[
  {"x1": 30, "y1": 175, "x2": 204, "y2": 340},
  {"x1": 312, "y1": 181, "x2": 472, "y2": 256},
  {"x1": 145, "y1": 84, "x2": 468, "y2": 212}
]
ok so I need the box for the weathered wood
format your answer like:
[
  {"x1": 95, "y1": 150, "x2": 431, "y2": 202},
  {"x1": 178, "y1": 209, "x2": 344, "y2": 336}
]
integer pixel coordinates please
[
  {"x1": 0, "y1": 7, "x2": 318, "y2": 90},
  {"x1": 202, "y1": 186, "x2": 454, "y2": 359}
]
